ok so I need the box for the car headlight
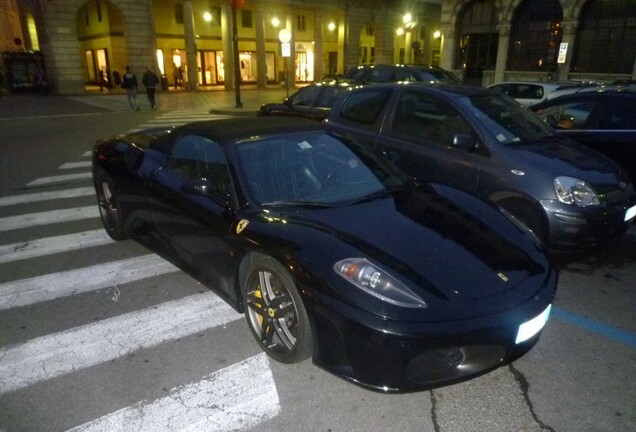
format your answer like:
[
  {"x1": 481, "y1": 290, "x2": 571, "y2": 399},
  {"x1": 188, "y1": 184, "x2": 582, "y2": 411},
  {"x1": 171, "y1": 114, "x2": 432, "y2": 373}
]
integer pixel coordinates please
[
  {"x1": 554, "y1": 176, "x2": 600, "y2": 207},
  {"x1": 334, "y1": 258, "x2": 427, "y2": 308}
]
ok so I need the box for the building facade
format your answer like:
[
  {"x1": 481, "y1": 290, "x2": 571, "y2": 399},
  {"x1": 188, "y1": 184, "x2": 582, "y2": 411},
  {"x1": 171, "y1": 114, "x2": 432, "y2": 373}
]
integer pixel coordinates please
[
  {"x1": 1, "y1": 0, "x2": 634, "y2": 94},
  {"x1": 441, "y1": 0, "x2": 636, "y2": 86}
]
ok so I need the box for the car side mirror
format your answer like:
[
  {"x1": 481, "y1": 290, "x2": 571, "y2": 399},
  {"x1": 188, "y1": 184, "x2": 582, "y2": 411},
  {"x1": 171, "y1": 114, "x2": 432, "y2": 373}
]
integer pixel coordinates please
[
  {"x1": 183, "y1": 179, "x2": 232, "y2": 206},
  {"x1": 452, "y1": 134, "x2": 477, "y2": 150}
]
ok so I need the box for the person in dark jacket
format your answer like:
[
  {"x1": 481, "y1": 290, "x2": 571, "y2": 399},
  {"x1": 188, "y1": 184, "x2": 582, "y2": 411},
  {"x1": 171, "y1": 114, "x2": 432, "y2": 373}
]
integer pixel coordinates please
[
  {"x1": 121, "y1": 66, "x2": 139, "y2": 111},
  {"x1": 142, "y1": 66, "x2": 160, "y2": 110}
]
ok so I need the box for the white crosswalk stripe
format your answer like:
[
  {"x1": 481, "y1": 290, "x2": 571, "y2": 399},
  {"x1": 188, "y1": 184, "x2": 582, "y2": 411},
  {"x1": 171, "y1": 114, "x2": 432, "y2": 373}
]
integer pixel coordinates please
[
  {"x1": 0, "y1": 254, "x2": 179, "y2": 310},
  {"x1": 67, "y1": 353, "x2": 279, "y2": 432},
  {"x1": 128, "y1": 109, "x2": 230, "y2": 133},
  {"x1": 26, "y1": 172, "x2": 93, "y2": 187},
  {"x1": 1, "y1": 112, "x2": 280, "y2": 431},
  {"x1": 0, "y1": 292, "x2": 242, "y2": 395},
  {"x1": 0, "y1": 187, "x2": 95, "y2": 207},
  {"x1": 0, "y1": 206, "x2": 99, "y2": 231},
  {"x1": 0, "y1": 229, "x2": 113, "y2": 264}
]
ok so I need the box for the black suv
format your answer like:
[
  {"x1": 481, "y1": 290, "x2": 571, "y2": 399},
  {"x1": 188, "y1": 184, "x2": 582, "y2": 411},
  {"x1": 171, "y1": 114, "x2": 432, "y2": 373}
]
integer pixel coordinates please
[
  {"x1": 326, "y1": 83, "x2": 636, "y2": 250},
  {"x1": 344, "y1": 64, "x2": 463, "y2": 85}
]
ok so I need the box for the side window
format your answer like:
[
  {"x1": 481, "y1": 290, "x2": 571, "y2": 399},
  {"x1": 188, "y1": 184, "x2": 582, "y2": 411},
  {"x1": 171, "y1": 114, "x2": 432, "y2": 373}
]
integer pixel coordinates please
[
  {"x1": 538, "y1": 101, "x2": 595, "y2": 129},
  {"x1": 340, "y1": 89, "x2": 391, "y2": 124},
  {"x1": 290, "y1": 86, "x2": 322, "y2": 107},
  {"x1": 168, "y1": 135, "x2": 232, "y2": 193},
  {"x1": 367, "y1": 68, "x2": 393, "y2": 82},
  {"x1": 599, "y1": 99, "x2": 636, "y2": 129},
  {"x1": 315, "y1": 87, "x2": 339, "y2": 108},
  {"x1": 394, "y1": 69, "x2": 413, "y2": 82},
  {"x1": 508, "y1": 84, "x2": 542, "y2": 100},
  {"x1": 393, "y1": 90, "x2": 473, "y2": 147}
]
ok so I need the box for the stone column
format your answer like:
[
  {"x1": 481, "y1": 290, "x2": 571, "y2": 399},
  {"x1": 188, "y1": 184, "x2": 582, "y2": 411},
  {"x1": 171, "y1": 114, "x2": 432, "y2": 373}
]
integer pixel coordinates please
[
  {"x1": 255, "y1": 5, "x2": 267, "y2": 87},
  {"x1": 286, "y1": 14, "x2": 296, "y2": 88},
  {"x1": 404, "y1": 30, "x2": 413, "y2": 64},
  {"x1": 183, "y1": 1, "x2": 198, "y2": 90},
  {"x1": 440, "y1": 24, "x2": 455, "y2": 72},
  {"x1": 314, "y1": 10, "x2": 324, "y2": 81},
  {"x1": 557, "y1": 20, "x2": 578, "y2": 81},
  {"x1": 338, "y1": 15, "x2": 348, "y2": 73},
  {"x1": 494, "y1": 24, "x2": 510, "y2": 84},
  {"x1": 221, "y1": 1, "x2": 233, "y2": 90}
]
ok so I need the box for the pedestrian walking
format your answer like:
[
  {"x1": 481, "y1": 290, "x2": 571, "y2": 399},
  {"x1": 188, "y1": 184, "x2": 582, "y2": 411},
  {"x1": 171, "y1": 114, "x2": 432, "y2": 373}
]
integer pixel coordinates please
[
  {"x1": 121, "y1": 66, "x2": 139, "y2": 110},
  {"x1": 142, "y1": 66, "x2": 160, "y2": 110},
  {"x1": 98, "y1": 68, "x2": 106, "y2": 91}
]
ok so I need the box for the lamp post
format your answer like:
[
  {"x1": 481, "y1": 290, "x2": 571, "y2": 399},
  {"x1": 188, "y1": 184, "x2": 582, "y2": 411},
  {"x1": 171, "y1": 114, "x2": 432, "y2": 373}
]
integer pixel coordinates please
[{"x1": 279, "y1": 29, "x2": 291, "y2": 98}]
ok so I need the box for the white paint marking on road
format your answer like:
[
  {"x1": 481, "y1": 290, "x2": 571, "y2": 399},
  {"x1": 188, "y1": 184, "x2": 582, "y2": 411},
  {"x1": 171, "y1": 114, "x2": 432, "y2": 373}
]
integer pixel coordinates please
[
  {"x1": 59, "y1": 161, "x2": 92, "y2": 170},
  {"x1": 0, "y1": 292, "x2": 243, "y2": 395},
  {"x1": 66, "y1": 353, "x2": 280, "y2": 432},
  {"x1": 82, "y1": 151, "x2": 92, "y2": 157},
  {"x1": 0, "y1": 187, "x2": 95, "y2": 207},
  {"x1": 0, "y1": 229, "x2": 113, "y2": 264},
  {"x1": 0, "y1": 206, "x2": 99, "y2": 231},
  {"x1": 0, "y1": 254, "x2": 179, "y2": 310},
  {"x1": 26, "y1": 173, "x2": 92, "y2": 187}
]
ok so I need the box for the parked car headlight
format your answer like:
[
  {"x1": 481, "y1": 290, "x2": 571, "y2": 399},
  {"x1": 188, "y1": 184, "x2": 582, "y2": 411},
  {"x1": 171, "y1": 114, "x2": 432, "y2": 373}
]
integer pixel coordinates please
[
  {"x1": 334, "y1": 258, "x2": 427, "y2": 308},
  {"x1": 554, "y1": 176, "x2": 600, "y2": 207}
]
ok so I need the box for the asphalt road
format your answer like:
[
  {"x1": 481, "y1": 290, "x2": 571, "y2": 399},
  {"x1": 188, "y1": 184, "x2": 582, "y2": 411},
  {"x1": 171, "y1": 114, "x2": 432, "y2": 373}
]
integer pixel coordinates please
[{"x1": 0, "y1": 93, "x2": 634, "y2": 432}]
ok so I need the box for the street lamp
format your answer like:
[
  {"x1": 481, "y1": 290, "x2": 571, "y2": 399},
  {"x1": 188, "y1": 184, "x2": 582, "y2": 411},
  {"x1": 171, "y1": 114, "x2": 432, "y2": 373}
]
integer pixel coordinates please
[{"x1": 279, "y1": 29, "x2": 291, "y2": 98}]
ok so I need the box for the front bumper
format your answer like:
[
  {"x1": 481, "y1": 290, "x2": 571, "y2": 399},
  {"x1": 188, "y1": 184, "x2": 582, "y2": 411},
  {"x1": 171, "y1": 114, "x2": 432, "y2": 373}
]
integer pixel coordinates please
[
  {"x1": 540, "y1": 197, "x2": 636, "y2": 250},
  {"x1": 306, "y1": 268, "x2": 557, "y2": 393}
]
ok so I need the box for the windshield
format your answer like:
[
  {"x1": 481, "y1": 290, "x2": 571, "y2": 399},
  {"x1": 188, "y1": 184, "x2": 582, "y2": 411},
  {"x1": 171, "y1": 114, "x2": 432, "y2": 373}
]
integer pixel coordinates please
[
  {"x1": 458, "y1": 94, "x2": 553, "y2": 144},
  {"x1": 233, "y1": 131, "x2": 408, "y2": 207}
]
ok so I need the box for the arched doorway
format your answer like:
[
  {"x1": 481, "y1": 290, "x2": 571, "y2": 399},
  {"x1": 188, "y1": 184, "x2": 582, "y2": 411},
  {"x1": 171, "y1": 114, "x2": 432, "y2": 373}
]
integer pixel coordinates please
[
  {"x1": 76, "y1": 0, "x2": 127, "y2": 90},
  {"x1": 572, "y1": 0, "x2": 636, "y2": 75},
  {"x1": 507, "y1": 0, "x2": 563, "y2": 72},
  {"x1": 455, "y1": 0, "x2": 499, "y2": 86}
]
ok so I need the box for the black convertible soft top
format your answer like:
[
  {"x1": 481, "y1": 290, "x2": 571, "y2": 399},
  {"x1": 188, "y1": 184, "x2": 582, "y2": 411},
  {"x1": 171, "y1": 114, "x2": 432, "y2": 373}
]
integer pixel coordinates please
[{"x1": 149, "y1": 117, "x2": 323, "y2": 153}]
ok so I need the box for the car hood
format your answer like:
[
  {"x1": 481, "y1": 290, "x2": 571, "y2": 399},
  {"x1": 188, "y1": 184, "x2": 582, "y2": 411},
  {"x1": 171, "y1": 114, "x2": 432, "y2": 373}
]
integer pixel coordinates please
[
  {"x1": 256, "y1": 189, "x2": 551, "y2": 319},
  {"x1": 507, "y1": 138, "x2": 622, "y2": 181}
]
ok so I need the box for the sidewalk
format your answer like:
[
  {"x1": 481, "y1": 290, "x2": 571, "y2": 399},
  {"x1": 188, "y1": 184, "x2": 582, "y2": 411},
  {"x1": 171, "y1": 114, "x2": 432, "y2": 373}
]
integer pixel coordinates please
[{"x1": 0, "y1": 86, "x2": 291, "y2": 118}]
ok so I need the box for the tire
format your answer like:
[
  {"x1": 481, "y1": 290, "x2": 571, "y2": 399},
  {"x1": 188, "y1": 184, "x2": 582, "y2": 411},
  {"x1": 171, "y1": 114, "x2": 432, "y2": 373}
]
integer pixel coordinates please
[
  {"x1": 95, "y1": 172, "x2": 129, "y2": 241},
  {"x1": 241, "y1": 255, "x2": 313, "y2": 363}
]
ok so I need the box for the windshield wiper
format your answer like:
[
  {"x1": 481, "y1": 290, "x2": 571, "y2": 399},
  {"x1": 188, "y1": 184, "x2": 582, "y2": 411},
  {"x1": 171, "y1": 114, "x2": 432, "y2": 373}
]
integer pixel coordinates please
[{"x1": 349, "y1": 185, "x2": 406, "y2": 205}]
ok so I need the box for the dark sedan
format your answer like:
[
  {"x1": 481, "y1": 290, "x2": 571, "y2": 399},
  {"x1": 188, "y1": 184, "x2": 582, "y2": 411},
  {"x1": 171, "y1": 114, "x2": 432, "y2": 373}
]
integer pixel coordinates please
[
  {"x1": 530, "y1": 91, "x2": 636, "y2": 182},
  {"x1": 93, "y1": 117, "x2": 555, "y2": 392},
  {"x1": 258, "y1": 80, "x2": 354, "y2": 120},
  {"x1": 325, "y1": 83, "x2": 636, "y2": 250}
]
